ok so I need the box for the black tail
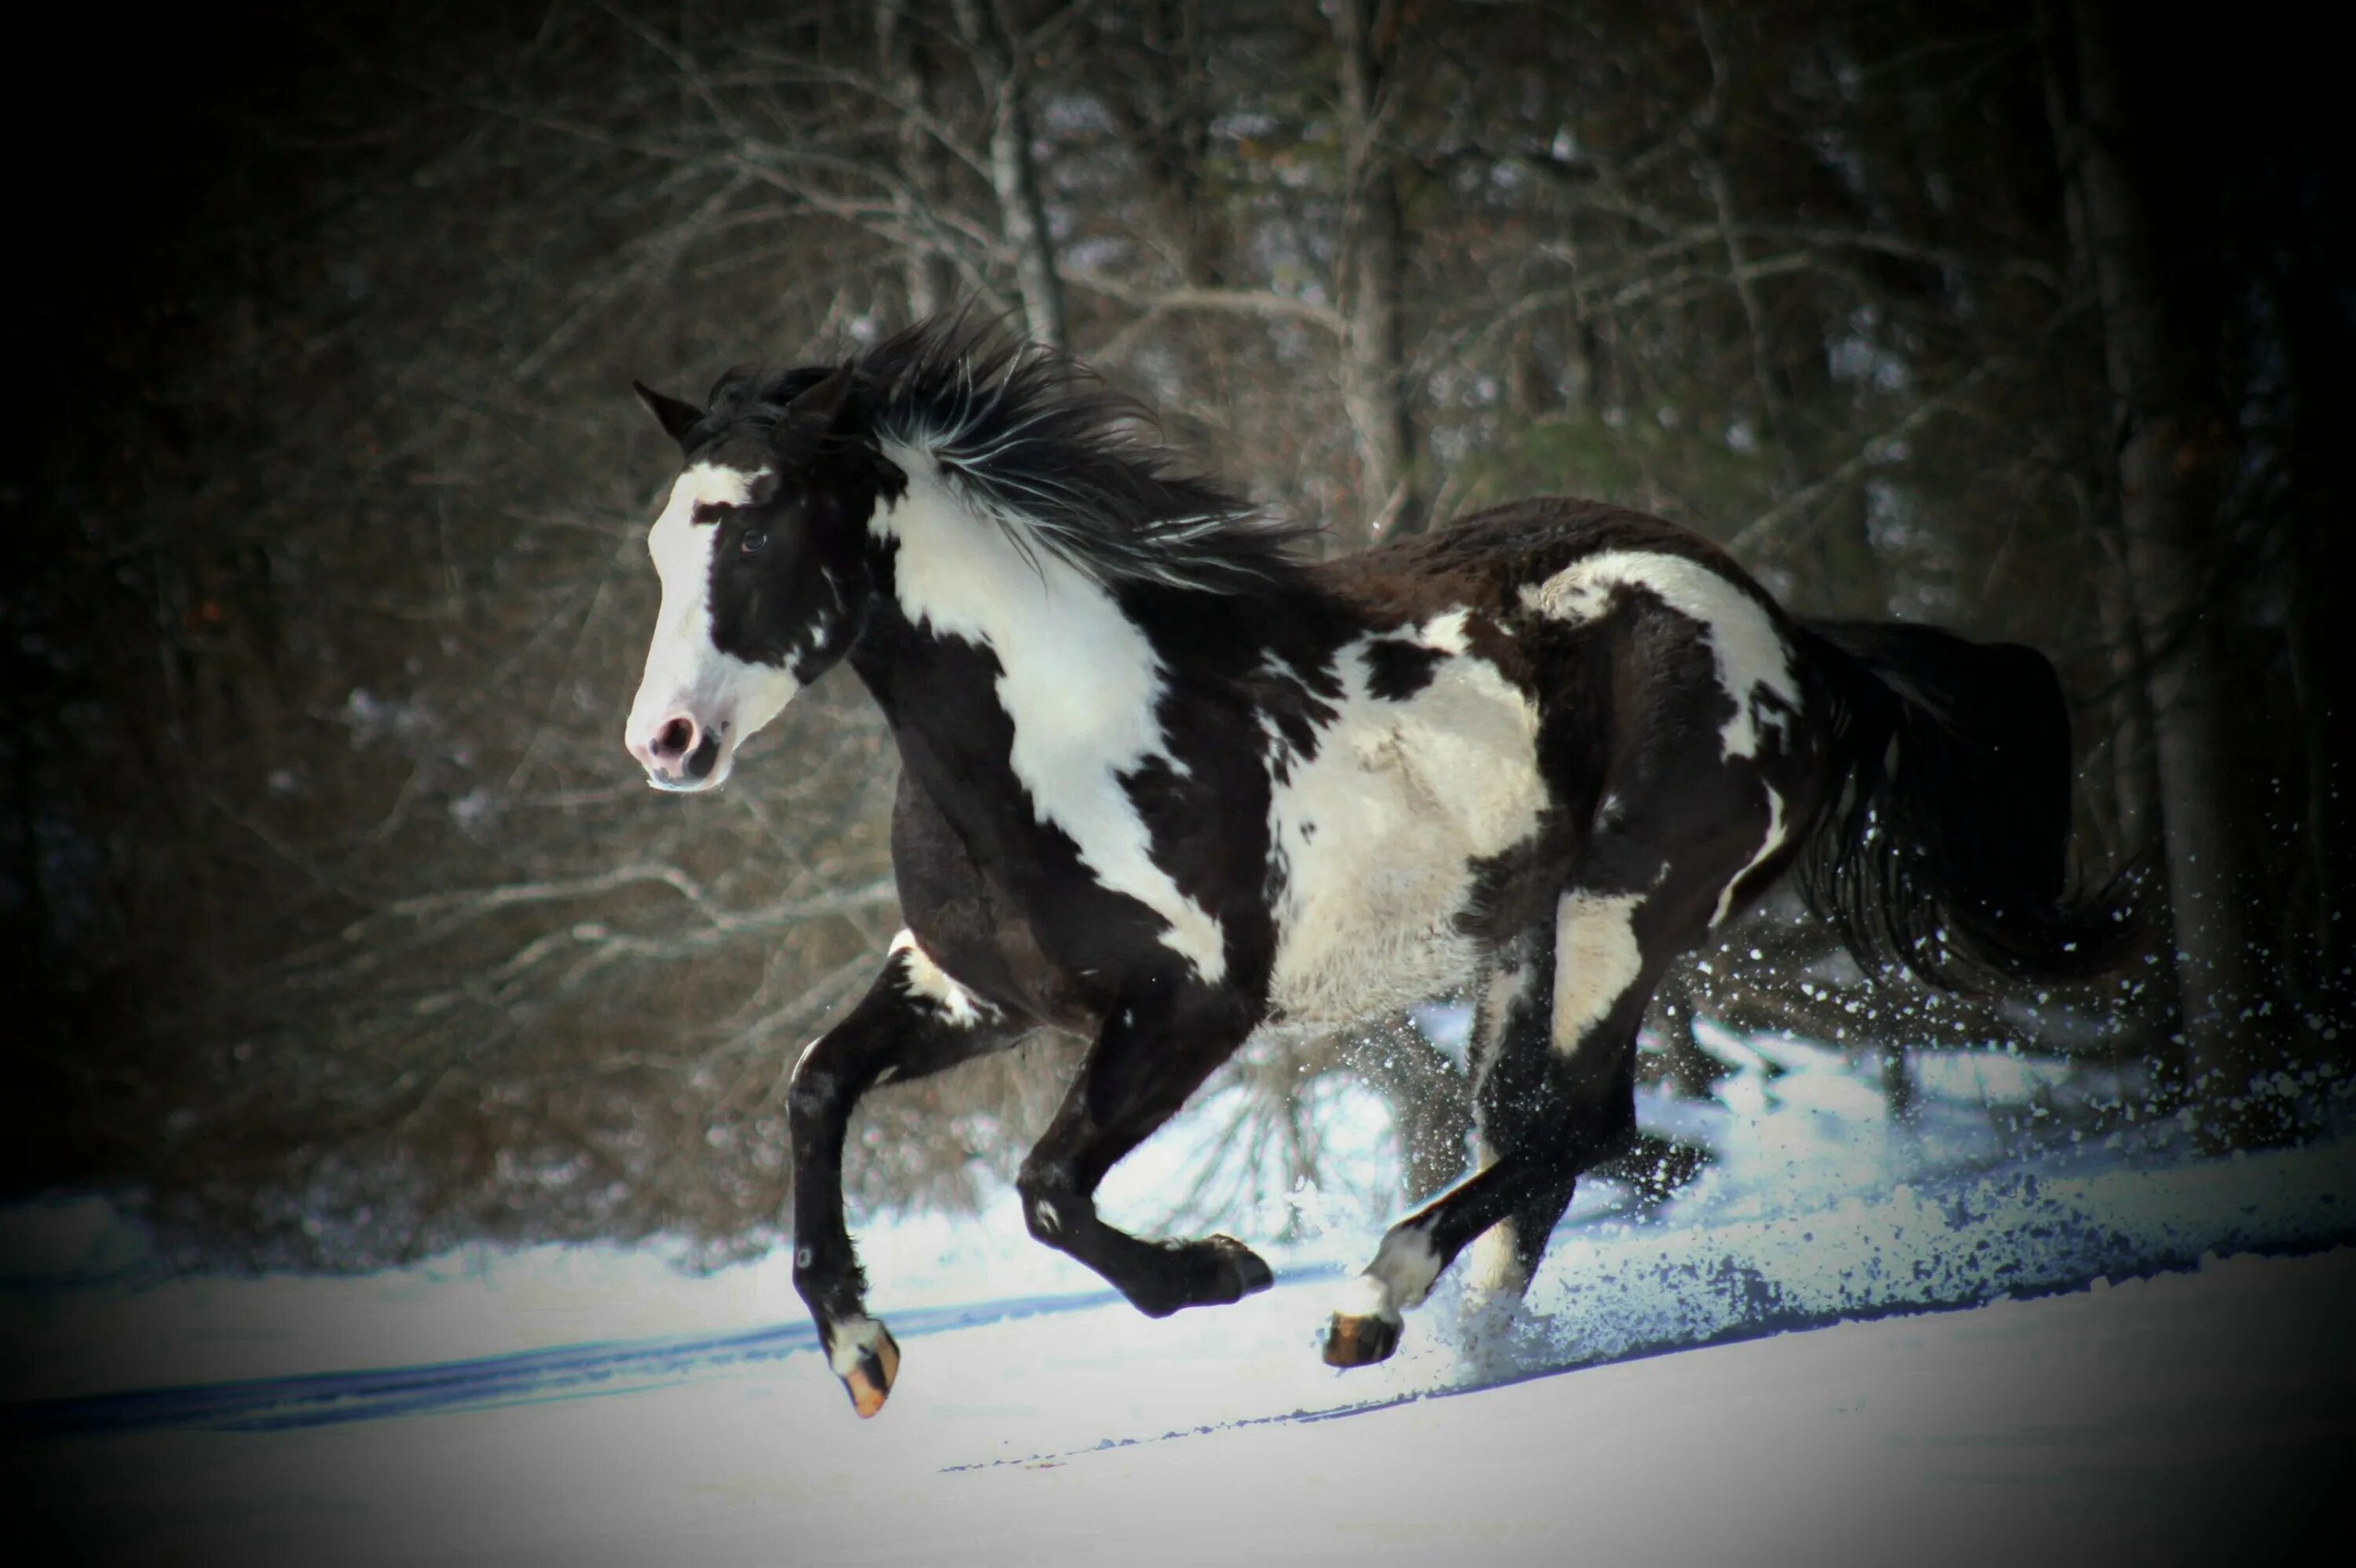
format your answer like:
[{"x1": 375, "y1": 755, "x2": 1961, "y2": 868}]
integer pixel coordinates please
[{"x1": 1794, "y1": 619, "x2": 2144, "y2": 989}]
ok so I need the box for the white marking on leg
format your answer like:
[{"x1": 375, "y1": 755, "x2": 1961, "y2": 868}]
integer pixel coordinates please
[
  {"x1": 1520, "y1": 551, "x2": 1799, "y2": 759},
  {"x1": 826, "y1": 1314, "x2": 891, "y2": 1378},
  {"x1": 873, "y1": 450, "x2": 1228, "y2": 982},
  {"x1": 888, "y1": 929, "x2": 997, "y2": 1026},
  {"x1": 1553, "y1": 890, "x2": 1644, "y2": 1056},
  {"x1": 1463, "y1": 1219, "x2": 1529, "y2": 1300},
  {"x1": 1710, "y1": 784, "x2": 1788, "y2": 927},
  {"x1": 1335, "y1": 1226, "x2": 1443, "y2": 1324}
]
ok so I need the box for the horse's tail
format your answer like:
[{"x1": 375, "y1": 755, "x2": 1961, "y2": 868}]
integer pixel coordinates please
[{"x1": 1791, "y1": 618, "x2": 2145, "y2": 988}]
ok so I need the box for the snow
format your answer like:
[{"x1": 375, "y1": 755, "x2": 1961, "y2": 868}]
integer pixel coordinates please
[{"x1": 5, "y1": 1024, "x2": 2354, "y2": 1564}]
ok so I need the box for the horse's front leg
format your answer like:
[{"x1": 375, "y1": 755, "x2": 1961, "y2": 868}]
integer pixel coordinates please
[
  {"x1": 785, "y1": 931, "x2": 1025, "y2": 1417},
  {"x1": 1015, "y1": 975, "x2": 1275, "y2": 1318}
]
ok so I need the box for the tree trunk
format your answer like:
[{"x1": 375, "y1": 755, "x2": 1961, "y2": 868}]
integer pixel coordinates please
[
  {"x1": 1332, "y1": 0, "x2": 1418, "y2": 545},
  {"x1": 953, "y1": 0, "x2": 1066, "y2": 350},
  {"x1": 878, "y1": 0, "x2": 960, "y2": 320},
  {"x1": 2062, "y1": 0, "x2": 2281, "y2": 1144},
  {"x1": 2274, "y1": 183, "x2": 2352, "y2": 1031},
  {"x1": 1101, "y1": 0, "x2": 1224, "y2": 289},
  {"x1": 2037, "y1": 5, "x2": 2159, "y2": 865}
]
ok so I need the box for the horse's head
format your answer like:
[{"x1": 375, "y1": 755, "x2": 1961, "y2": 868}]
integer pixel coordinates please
[{"x1": 623, "y1": 363, "x2": 884, "y2": 790}]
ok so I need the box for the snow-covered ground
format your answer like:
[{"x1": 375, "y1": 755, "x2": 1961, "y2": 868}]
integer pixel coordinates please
[{"x1": 6, "y1": 1022, "x2": 2353, "y2": 1565}]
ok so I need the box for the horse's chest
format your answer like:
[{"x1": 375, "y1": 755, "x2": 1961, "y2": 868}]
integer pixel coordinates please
[{"x1": 1262, "y1": 649, "x2": 1547, "y2": 1025}]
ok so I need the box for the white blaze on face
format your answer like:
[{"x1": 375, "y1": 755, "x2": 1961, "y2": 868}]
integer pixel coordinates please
[{"x1": 625, "y1": 462, "x2": 800, "y2": 788}]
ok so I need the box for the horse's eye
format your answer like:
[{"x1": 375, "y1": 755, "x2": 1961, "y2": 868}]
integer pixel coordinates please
[{"x1": 740, "y1": 528, "x2": 769, "y2": 556}]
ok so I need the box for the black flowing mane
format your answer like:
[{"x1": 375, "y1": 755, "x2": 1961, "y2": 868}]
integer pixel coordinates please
[{"x1": 702, "y1": 318, "x2": 1318, "y2": 594}]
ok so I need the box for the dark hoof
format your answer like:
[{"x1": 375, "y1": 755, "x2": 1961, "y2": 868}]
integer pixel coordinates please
[
  {"x1": 1205, "y1": 1234, "x2": 1275, "y2": 1301},
  {"x1": 1323, "y1": 1311, "x2": 1401, "y2": 1368},
  {"x1": 833, "y1": 1321, "x2": 901, "y2": 1419}
]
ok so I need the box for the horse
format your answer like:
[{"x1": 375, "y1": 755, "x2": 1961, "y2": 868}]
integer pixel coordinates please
[{"x1": 621, "y1": 316, "x2": 2135, "y2": 1419}]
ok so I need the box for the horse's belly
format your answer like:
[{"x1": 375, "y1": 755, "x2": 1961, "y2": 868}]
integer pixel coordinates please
[{"x1": 1263, "y1": 650, "x2": 1546, "y2": 1026}]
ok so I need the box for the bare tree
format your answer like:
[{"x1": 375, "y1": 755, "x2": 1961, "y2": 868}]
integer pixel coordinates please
[
  {"x1": 878, "y1": 0, "x2": 964, "y2": 318},
  {"x1": 951, "y1": 0, "x2": 1069, "y2": 349},
  {"x1": 2056, "y1": 0, "x2": 2281, "y2": 1144},
  {"x1": 1331, "y1": 0, "x2": 1419, "y2": 543}
]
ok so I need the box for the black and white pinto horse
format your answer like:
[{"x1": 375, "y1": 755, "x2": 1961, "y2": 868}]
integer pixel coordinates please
[{"x1": 623, "y1": 319, "x2": 2131, "y2": 1418}]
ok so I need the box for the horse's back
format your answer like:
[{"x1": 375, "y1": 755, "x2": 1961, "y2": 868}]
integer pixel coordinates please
[{"x1": 1312, "y1": 496, "x2": 1763, "y2": 622}]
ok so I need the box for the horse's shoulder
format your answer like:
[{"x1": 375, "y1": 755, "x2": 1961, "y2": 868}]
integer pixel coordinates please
[{"x1": 887, "y1": 768, "x2": 1105, "y2": 1034}]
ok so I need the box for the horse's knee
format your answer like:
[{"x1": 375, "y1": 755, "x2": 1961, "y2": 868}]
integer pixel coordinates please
[
  {"x1": 785, "y1": 1038, "x2": 843, "y2": 1127},
  {"x1": 1015, "y1": 1160, "x2": 1079, "y2": 1246}
]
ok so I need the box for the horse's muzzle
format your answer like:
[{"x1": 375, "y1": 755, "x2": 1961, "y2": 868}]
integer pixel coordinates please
[{"x1": 627, "y1": 711, "x2": 728, "y2": 790}]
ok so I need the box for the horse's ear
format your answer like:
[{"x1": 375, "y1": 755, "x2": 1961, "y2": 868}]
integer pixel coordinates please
[
  {"x1": 783, "y1": 364, "x2": 855, "y2": 433},
  {"x1": 633, "y1": 382, "x2": 705, "y2": 448}
]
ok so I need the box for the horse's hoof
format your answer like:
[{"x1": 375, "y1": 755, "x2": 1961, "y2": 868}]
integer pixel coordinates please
[
  {"x1": 1323, "y1": 1310, "x2": 1401, "y2": 1368},
  {"x1": 831, "y1": 1319, "x2": 901, "y2": 1419},
  {"x1": 1206, "y1": 1234, "x2": 1275, "y2": 1300}
]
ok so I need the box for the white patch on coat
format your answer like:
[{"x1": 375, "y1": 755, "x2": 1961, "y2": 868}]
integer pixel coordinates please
[
  {"x1": 872, "y1": 446, "x2": 1229, "y2": 983},
  {"x1": 628, "y1": 462, "x2": 801, "y2": 784},
  {"x1": 1552, "y1": 890, "x2": 1644, "y2": 1055},
  {"x1": 1334, "y1": 1226, "x2": 1443, "y2": 1324},
  {"x1": 1264, "y1": 616, "x2": 1546, "y2": 1025},
  {"x1": 825, "y1": 1314, "x2": 891, "y2": 1378},
  {"x1": 1710, "y1": 784, "x2": 1789, "y2": 927},
  {"x1": 1463, "y1": 1219, "x2": 1529, "y2": 1300},
  {"x1": 888, "y1": 929, "x2": 996, "y2": 1027},
  {"x1": 1521, "y1": 551, "x2": 1798, "y2": 760}
]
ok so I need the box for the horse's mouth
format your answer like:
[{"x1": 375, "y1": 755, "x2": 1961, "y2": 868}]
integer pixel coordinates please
[{"x1": 642, "y1": 771, "x2": 720, "y2": 794}]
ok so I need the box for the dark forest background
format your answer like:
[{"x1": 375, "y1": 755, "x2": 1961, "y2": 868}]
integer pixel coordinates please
[{"x1": 5, "y1": 0, "x2": 2347, "y2": 1273}]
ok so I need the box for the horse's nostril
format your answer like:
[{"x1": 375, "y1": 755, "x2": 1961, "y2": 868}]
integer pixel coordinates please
[{"x1": 654, "y1": 716, "x2": 696, "y2": 758}]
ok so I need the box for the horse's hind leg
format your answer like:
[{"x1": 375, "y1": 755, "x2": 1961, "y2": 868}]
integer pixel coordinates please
[
  {"x1": 1326, "y1": 800, "x2": 1769, "y2": 1365},
  {"x1": 1323, "y1": 928, "x2": 1598, "y2": 1368},
  {"x1": 1455, "y1": 927, "x2": 1586, "y2": 1314},
  {"x1": 1323, "y1": 886, "x2": 1656, "y2": 1366}
]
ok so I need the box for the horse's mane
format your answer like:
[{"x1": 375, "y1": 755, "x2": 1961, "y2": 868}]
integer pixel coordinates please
[{"x1": 706, "y1": 316, "x2": 1318, "y2": 594}]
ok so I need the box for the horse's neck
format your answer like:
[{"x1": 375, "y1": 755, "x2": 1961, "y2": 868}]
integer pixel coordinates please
[{"x1": 850, "y1": 472, "x2": 1181, "y2": 857}]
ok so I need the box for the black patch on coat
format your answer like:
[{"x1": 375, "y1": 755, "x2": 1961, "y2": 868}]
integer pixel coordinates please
[{"x1": 1359, "y1": 637, "x2": 1443, "y2": 701}]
